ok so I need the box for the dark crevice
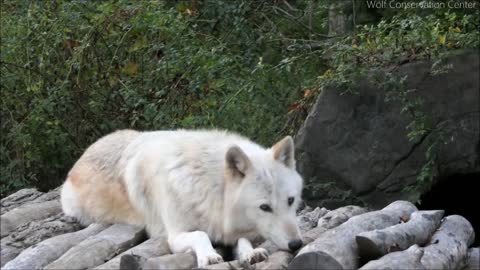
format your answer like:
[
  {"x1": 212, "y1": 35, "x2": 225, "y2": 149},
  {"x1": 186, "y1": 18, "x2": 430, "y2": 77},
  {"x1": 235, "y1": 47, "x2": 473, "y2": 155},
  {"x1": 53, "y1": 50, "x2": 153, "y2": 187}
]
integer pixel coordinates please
[{"x1": 418, "y1": 172, "x2": 480, "y2": 246}]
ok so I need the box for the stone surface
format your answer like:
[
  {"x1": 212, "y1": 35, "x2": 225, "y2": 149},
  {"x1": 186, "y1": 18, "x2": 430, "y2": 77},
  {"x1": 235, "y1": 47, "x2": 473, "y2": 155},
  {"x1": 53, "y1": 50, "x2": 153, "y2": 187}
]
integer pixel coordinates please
[{"x1": 296, "y1": 50, "x2": 480, "y2": 208}]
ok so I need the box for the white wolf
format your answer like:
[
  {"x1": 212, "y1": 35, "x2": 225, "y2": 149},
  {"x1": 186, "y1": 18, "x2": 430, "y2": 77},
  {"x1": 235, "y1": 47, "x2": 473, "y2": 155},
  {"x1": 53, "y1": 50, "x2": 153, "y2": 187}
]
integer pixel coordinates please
[{"x1": 61, "y1": 129, "x2": 304, "y2": 267}]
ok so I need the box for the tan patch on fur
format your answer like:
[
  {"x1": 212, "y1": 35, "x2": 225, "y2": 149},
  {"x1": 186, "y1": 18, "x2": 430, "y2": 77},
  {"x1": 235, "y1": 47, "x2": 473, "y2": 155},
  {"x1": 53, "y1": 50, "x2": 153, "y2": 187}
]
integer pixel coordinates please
[
  {"x1": 67, "y1": 162, "x2": 96, "y2": 187},
  {"x1": 67, "y1": 161, "x2": 144, "y2": 225},
  {"x1": 67, "y1": 169, "x2": 80, "y2": 187},
  {"x1": 284, "y1": 222, "x2": 298, "y2": 238},
  {"x1": 271, "y1": 143, "x2": 282, "y2": 161}
]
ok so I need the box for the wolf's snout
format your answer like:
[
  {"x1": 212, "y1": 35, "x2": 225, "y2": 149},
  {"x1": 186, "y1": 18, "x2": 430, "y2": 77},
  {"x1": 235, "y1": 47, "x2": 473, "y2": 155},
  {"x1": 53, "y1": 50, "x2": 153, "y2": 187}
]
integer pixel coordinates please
[{"x1": 288, "y1": 239, "x2": 303, "y2": 251}]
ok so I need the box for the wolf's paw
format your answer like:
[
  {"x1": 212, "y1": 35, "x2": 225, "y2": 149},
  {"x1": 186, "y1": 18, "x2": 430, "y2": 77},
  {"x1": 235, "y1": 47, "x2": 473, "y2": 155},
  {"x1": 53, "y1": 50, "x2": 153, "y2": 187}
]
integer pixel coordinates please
[
  {"x1": 197, "y1": 252, "x2": 224, "y2": 268},
  {"x1": 240, "y1": 247, "x2": 269, "y2": 265}
]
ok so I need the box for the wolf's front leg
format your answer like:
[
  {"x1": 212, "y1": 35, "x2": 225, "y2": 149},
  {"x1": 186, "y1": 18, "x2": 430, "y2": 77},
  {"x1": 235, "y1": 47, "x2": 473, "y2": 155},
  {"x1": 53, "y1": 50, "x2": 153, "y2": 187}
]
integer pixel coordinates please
[
  {"x1": 168, "y1": 231, "x2": 223, "y2": 268},
  {"x1": 236, "y1": 238, "x2": 269, "y2": 265}
]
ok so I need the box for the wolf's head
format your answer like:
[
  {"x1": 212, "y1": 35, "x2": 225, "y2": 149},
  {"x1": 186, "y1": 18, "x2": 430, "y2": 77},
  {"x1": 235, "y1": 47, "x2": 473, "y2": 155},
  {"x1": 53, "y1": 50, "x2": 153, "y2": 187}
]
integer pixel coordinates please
[{"x1": 224, "y1": 136, "x2": 304, "y2": 252}]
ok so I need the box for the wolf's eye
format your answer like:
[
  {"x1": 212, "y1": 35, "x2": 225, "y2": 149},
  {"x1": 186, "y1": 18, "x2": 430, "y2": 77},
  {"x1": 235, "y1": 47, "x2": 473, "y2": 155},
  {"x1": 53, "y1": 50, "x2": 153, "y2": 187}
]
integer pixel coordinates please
[
  {"x1": 288, "y1": 197, "x2": 294, "y2": 206},
  {"x1": 259, "y1": 204, "x2": 272, "y2": 212}
]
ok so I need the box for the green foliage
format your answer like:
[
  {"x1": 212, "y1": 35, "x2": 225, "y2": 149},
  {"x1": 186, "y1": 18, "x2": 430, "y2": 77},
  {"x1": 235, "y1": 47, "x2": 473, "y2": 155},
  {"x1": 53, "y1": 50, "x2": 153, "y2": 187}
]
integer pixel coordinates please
[
  {"x1": 1, "y1": 0, "x2": 478, "y2": 198},
  {"x1": 315, "y1": 10, "x2": 479, "y2": 91},
  {"x1": 0, "y1": 0, "x2": 326, "y2": 196}
]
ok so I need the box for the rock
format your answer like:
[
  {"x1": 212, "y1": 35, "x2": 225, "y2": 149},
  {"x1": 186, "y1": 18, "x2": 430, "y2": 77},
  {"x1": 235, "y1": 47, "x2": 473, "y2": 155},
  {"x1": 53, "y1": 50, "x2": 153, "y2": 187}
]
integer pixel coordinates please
[{"x1": 296, "y1": 50, "x2": 480, "y2": 208}]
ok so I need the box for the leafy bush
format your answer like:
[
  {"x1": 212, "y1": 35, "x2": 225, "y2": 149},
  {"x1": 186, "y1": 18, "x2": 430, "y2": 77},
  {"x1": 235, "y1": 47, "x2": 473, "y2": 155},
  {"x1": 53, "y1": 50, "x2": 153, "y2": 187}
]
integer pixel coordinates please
[
  {"x1": 1, "y1": 0, "x2": 478, "y2": 198},
  {"x1": 0, "y1": 1, "x2": 326, "y2": 196}
]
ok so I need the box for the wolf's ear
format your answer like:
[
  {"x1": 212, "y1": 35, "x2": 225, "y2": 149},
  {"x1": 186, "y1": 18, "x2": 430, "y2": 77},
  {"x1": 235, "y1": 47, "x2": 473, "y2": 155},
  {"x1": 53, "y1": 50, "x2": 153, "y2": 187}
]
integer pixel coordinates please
[
  {"x1": 271, "y1": 136, "x2": 295, "y2": 169},
  {"x1": 226, "y1": 146, "x2": 251, "y2": 178}
]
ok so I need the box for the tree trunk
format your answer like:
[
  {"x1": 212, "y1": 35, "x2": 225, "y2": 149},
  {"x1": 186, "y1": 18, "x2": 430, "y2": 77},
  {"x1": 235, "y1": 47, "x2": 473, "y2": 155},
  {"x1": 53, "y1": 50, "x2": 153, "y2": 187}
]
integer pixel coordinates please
[
  {"x1": 120, "y1": 252, "x2": 197, "y2": 270},
  {"x1": 201, "y1": 260, "x2": 242, "y2": 270},
  {"x1": 288, "y1": 201, "x2": 417, "y2": 270},
  {"x1": 297, "y1": 207, "x2": 329, "y2": 232},
  {"x1": 202, "y1": 251, "x2": 292, "y2": 270},
  {"x1": 463, "y1": 247, "x2": 479, "y2": 270},
  {"x1": 0, "y1": 213, "x2": 83, "y2": 267},
  {"x1": 356, "y1": 210, "x2": 444, "y2": 259},
  {"x1": 146, "y1": 252, "x2": 197, "y2": 270},
  {"x1": 2, "y1": 223, "x2": 108, "y2": 270},
  {"x1": 1, "y1": 200, "x2": 61, "y2": 238},
  {"x1": 359, "y1": 244, "x2": 426, "y2": 270},
  {"x1": 44, "y1": 224, "x2": 146, "y2": 270},
  {"x1": 254, "y1": 251, "x2": 293, "y2": 270},
  {"x1": 421, "y1": 215, "x2": 475, "y2": 270},
  {"x1": 0, "y1": 188, "x2": 44, "y2": 215},
  {"x1": 94, "y1": 237, "x2": 170, "y2": 270},
  {"x1": 303, "y1": 205, "x2": 368, "y2": 244}
]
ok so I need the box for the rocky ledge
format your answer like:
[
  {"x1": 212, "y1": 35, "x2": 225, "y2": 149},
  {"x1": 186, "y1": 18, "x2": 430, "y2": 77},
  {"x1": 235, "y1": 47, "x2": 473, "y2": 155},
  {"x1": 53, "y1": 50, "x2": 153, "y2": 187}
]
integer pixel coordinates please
[{"x1": 1, "y1": 188, "x2": 478, "y2": 270}]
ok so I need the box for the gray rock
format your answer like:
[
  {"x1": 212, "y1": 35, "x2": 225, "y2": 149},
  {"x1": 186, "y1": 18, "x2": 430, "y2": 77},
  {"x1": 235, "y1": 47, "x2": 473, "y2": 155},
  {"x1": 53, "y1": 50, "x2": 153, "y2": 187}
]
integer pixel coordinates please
[{"x1": 296, "y1": 50, "x2": 480, "y2": 208}]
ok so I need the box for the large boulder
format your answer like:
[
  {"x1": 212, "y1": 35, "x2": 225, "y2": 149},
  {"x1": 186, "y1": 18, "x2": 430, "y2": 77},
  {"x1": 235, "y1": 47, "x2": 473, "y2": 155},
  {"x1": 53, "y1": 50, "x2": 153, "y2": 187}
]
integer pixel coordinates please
[{"x1": 296, "y1": 50, "x2": 479, "y2": 208}]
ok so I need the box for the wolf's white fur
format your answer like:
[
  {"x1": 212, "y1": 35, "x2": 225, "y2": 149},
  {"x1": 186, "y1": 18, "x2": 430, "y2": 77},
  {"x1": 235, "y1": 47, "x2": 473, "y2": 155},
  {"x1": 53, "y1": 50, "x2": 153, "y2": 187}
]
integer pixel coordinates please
[{"x1": 61, "y1": 129, "x2": 304, "y2": 267}]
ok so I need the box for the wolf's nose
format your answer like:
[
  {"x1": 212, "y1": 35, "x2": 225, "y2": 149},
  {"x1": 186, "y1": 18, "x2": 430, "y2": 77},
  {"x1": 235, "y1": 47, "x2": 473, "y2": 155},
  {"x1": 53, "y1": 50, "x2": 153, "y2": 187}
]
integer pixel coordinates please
[{"x1": 288, "y1": 239, "x2": 303, "y2": 251}]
